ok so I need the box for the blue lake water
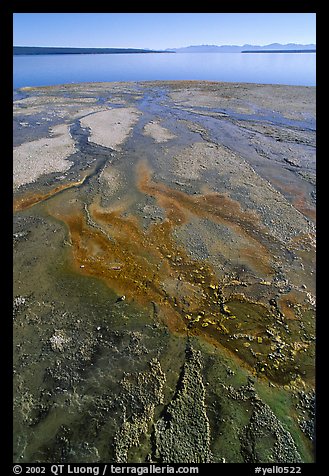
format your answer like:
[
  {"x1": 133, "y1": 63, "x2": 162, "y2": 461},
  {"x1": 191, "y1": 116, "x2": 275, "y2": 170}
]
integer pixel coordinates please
[{"x1": 13, "y1": 52, "x2": 316, "y2": 89}]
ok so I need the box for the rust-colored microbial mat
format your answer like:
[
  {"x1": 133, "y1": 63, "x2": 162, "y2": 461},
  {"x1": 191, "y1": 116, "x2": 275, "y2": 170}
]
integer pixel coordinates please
[{"x1": 41, "y1": 159, "x2": 315, "y2": 386}]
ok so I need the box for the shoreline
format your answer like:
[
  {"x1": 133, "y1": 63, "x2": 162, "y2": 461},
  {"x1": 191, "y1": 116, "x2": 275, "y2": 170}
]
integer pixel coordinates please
[{"x1": 14, "y1": 78, "x2": 317, "y2": 90}]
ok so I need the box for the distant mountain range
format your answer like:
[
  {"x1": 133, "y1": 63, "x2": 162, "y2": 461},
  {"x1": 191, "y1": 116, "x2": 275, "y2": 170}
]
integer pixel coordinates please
[
  {"x1": 166, "y1": 43, "x2": 316, "y2": 53},
  {"x1": 13, "y1": 44, "x2": 316, "y2": 56}
]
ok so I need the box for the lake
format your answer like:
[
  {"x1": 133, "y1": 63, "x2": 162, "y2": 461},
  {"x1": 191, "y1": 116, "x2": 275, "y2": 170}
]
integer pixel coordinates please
[{"x1": 13, "y1": 52, "x2": 316, "y2": 89}]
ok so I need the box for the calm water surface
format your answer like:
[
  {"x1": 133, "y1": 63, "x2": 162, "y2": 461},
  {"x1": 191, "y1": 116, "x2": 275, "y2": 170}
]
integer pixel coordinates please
[{"x1": 13, "y1": 52, "x2": 316, "y2": 88}]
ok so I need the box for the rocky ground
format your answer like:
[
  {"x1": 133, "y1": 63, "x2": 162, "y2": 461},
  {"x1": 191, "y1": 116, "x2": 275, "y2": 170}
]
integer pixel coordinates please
[{"x1": 13, "y1": 81, "x2": 316, "y2": 463}]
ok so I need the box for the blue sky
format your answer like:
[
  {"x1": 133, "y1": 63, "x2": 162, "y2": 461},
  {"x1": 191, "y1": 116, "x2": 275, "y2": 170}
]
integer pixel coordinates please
[{"x1": 13, "y1": 13, "x2": 316, "y2": 49}]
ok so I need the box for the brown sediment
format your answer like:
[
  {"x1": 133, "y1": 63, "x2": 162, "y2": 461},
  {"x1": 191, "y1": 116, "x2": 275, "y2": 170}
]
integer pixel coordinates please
[
  {"x1": 271, "y1": 178, "x2": 316, "y2": 222},
  {"x1": 288, "y1": 187, "x2": 315, "y2": 222},
  {"x1": 277, "y1": 291, "x2": 303, "y2": 321},
  {"x1": 292, "y1": 195, "x2": 316, "y2": 222},
  {"x1": 13, "y1": 175, "x2": 88, "y2": 213}
]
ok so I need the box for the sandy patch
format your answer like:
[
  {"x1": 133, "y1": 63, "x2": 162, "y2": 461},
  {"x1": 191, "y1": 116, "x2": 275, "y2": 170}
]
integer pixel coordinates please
[
  {"x1": 80, "y1": 107, "x2": 141, "y2": 150},
  {"x1": 13, "y1": 124, "x2": 76, "y2": 188},
  {"x1": 143, "y1": 121, "x2": 176, "y2": 142},
  {"x1": 13, "y1": 101, "x2": 105, "y2": 121}
]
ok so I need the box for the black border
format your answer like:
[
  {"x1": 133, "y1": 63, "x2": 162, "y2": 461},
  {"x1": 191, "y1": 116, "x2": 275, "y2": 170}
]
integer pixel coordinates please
[{"x1": 4, "y1": 1, "x2": 322, "y2": 471}]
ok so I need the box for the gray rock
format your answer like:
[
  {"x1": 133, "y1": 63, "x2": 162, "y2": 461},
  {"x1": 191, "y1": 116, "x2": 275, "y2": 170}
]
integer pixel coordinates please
[
  {"x1": 240, "y1": 399, "x2": 302, "y2": 463},
  {"x1": 153, "y1": 343, "x2": 213, "y2": 463}
]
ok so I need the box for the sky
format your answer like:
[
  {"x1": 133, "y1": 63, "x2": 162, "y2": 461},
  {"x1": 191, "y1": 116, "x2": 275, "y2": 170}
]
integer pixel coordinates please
[{"x1": 13, "y1": 13, "x2": 316, "y2": 50}]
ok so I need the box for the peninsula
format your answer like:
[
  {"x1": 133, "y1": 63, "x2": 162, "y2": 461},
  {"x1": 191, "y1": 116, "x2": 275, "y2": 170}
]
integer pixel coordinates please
[{"x1": 13, "y1": 46, "x2": 169, "y2": 55}]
